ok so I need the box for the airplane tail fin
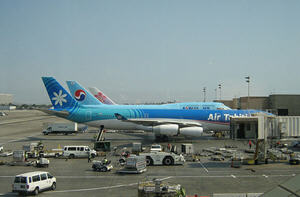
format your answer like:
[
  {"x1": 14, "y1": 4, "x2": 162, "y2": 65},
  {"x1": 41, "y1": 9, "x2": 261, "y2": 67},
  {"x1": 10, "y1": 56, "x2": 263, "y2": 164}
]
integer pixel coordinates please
[
  {"x1": 66, "y1": 80, "x2": 103, "y2": 105},
  {"x1": 42, "y1": 77, "x2": 78, "y2": 110},
  {"x1": 89, "y1": 87, "x2": 116, "y2": 105}
]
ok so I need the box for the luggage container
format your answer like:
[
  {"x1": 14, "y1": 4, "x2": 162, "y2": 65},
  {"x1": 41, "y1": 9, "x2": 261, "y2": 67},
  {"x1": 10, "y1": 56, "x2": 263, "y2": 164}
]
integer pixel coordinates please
[
  {"x1": 118, "y1": 155, "x2": 147, "y2": 174},
  {"x1": 13, "y1": 151, "x2": 25, "y2": 162},
  {"x1": 181, "y1": 144, "x2": 194, "y2": 154},
  {"x1": 132, "y1": 142, "x2": 142, "y2": 153}
]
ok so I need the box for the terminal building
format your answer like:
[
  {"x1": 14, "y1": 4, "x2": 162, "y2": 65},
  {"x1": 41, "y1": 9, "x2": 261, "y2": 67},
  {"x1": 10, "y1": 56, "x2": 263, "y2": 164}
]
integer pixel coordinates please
[
  {"x1": 215, "y1": 94, "x2": 300, "y2": 116},
  {"x1": 0, "y1": 94, "x2": 13, "y2": 105},
  {"x1": 0, "y1": 94, "x2": 15, "y2": 110}
]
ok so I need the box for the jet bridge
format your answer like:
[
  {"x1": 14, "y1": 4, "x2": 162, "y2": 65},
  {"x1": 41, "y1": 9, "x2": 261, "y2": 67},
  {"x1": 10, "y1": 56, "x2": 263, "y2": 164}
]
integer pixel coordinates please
[
  {"x1": 230, "y1": 113, "x2": 277, "y2": 163},
  {"x1": 230, "y1": 113, "x2": 277, "y2": 140}
]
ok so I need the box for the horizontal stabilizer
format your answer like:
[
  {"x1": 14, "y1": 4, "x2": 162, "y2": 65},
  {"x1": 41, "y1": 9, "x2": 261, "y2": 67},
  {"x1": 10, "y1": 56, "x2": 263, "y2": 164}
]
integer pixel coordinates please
[{"x1": 38, "y1": 108, "x2": 69, "y2": 118}]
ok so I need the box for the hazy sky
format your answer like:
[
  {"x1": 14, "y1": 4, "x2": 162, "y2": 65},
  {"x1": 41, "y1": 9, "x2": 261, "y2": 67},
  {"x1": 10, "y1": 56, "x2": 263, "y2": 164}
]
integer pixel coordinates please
[{"x1": 1, "y1": 1, "x2": 300, "y2": 104}]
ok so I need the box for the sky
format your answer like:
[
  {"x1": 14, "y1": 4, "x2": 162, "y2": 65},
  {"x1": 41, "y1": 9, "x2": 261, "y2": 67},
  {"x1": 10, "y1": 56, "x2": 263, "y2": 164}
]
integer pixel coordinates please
[{"x1": 1, "y1": 0, "x2": 300, "y2": 104}]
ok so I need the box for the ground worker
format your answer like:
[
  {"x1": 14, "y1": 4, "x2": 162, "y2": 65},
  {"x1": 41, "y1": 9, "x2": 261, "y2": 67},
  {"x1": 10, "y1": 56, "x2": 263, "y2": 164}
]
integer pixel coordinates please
[
  {"x1": 249, "y1": 140, "x2": 252, "y2": 149},
  {"x1": 103, "y1": 157, "x2": 108, "y2": 165},
  {"x1": 88, "y1": 152, "x2": 91, "y2": 163},
  {"x1": 167, "y1": 144, "x2": 171, "y2": 151}
]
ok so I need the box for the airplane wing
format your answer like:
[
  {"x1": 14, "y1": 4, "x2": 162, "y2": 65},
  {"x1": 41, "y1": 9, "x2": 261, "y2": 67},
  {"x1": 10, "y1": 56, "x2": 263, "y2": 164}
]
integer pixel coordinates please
[{"x1": 114, "y1": 113, "x2": 201, "y2": 128}]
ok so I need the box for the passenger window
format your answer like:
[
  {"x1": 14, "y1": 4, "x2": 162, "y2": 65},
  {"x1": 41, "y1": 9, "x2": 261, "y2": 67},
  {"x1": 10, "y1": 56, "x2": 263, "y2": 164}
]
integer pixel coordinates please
[
  {"x1": 32, "y1": 175, "x2": 40, "y2": 182},
  {"x1": 64, "y1": 147, "x2": 67, "y2": 151},
  {"x1": 85, "y1": 148, "x2": 89, "y2": 151},
  {"x1": 14, "y1": 177, "x2": 20, "y2": 183},
  {"x1": 80, "y1": 147, "x2": 84, "y2": 151},
  {"x1": 69, "y1": 147, "x2": 76, "y2": 151},
  {"x1": 41, "y1": 174, "x2": 47, "y2": 180},
  {"x1": 14, "y1": 177, "x2": 26, "y2": 183},
  {"x1": 29, "y1": 177, "x2": 32, "y2": 183},
  {"x1": 21, "y1": 177, "x2": 27, "y2": 183},
  {"x1": 47, "y1": 173, "x2": 53, "y2": 179}
]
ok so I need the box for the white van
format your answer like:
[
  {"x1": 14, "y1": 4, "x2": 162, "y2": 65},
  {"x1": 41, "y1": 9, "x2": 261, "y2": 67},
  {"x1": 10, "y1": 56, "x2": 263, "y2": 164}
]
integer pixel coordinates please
[
  {"x1": 63, "y1": 145, "x2": 97, "y2": 158},
  {"x1": 12, "y1": 171, "x2": 56, "y2": 195}
]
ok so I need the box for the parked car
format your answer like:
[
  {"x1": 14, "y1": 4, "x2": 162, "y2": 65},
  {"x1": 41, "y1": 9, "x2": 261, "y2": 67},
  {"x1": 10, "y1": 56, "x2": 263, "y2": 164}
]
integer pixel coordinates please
[{"x1": 12, "y1": 171, "x2": 56, "y2": 195}]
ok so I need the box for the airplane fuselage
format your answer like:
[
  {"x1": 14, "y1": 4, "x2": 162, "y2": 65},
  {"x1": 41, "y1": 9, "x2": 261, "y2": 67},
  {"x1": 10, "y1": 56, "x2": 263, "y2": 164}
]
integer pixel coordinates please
[{"x1": 62, "y1": 104, "x2": 261, "y2": 132}]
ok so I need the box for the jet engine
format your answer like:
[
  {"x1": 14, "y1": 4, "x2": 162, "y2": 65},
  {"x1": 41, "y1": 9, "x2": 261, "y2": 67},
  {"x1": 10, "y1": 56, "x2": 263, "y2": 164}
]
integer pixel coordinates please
[
  {"x1": 179, "y1": 127, "x2": 203, "y2": 137},
  {"x1": 152, "y1": 124, "x2": 179, "y2": 136}
]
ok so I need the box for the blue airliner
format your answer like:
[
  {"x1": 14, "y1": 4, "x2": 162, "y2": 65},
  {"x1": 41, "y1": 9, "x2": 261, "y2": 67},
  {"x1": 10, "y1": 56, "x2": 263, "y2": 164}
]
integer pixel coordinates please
[
  {"x1": 42, "y1": 77, "x2": 265, "y2": 138},
  {"x1": 66, "y1": 80, "x2": 232, "y2": 110}
]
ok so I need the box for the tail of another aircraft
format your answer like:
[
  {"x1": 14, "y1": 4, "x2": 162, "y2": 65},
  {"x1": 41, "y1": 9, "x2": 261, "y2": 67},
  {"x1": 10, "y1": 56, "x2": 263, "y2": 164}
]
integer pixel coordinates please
[
  {"x1": 42, "y1": 77, "x2": 78, "y2": 110},
  {"x1": 66, "y1": 80, "x2": 103, "y2": 105},
  {"x1": 89, "y1": 87, "x2": 116, "y2": 105}
]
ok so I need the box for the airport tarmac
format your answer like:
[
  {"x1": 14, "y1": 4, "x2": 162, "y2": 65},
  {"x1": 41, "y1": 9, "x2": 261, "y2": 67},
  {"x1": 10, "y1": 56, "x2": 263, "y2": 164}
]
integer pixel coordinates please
[{"x1": 0, "y1": 110, "x2": 300, "y2": 196}]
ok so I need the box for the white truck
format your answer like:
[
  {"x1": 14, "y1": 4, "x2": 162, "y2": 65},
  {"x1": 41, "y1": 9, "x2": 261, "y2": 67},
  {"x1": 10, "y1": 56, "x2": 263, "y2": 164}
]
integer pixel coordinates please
[
  {"x1": 42, "y1": 123, "x2": 78, "y2": 135},
  {"x1": 139, "y1": 152, "x2": 185, "y2": 166}
]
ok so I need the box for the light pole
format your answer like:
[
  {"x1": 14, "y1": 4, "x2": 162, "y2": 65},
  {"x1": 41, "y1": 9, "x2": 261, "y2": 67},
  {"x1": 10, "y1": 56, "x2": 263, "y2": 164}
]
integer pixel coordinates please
[
  {"x1": 203, "y1": 87, "x2": 206, "y2": 102},
  {"x1": 218, "y1": 84, "x2": 222, "y2": 100},
  {"x1": 214, "y1": 88, "x2": 217, "y2": 100},
  {"x1": 245, "y1": 76, "x2": 250, "y2": 109}
]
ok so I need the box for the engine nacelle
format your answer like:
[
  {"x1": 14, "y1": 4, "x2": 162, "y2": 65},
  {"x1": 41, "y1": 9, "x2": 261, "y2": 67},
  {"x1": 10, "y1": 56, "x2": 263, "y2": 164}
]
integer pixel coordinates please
[
  {"x1": 153, "y1": 124, "x2": 179, "y2": 136},
  {"x1": 179, "y1": 127, "x2": 203, "y2": 137}
]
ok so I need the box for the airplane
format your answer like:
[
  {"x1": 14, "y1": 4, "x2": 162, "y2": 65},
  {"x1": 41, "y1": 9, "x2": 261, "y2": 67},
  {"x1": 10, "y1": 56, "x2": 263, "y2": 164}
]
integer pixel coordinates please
[
  {"x1": 42, "y1": 77, "x2": 265, "y2": 139},
  {"x1": 66, "y1": 80, "x2": 232, "y2": 110},
  {"x1": 88, "y1": 87, "x2": 116, "y2": 105}
]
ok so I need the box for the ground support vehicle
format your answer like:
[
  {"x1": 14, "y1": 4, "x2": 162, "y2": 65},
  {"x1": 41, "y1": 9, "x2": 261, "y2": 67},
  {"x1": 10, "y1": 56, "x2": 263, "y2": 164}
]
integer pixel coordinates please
[
  {"x1": 94, "y1": 141, "x2": 111, "y2": 152},
  {"x1": 42, "y1": 122, "x2": 78, "y2": 135},
  {"x1": 289, "y1": 153, "x2": 300, "y2": 165},
  {"x1": 0, "y1": 146, "x2": 12, "y2": 157},
  {"x1": 139, "y1": 152, "x2": 185, "y2": 166},
  {"x1": 35, "y1": 158, "x2": 49, "y2": 168},
  {"x1": 63, "y1": 146, "x2": 97, "y2": 159},
  {"x1": 138, "y1": 179, "x2": 186, "y2": 197},
  {"x1": 39, "y1": 148, "x2": 63, "y2": 158},
  {"x1": 92, "y1": 160, "x2": 113, "y2": 172},
  {"x1": 0, "y1": 152, "x2": 12, "y2": 157},
  {"x1": 23, "y1": 142, "x2": 44, "y2": 158},
  {"x1": 150, "y1": 144, "x2": 162, "y2": 152},
  {"x1": 12, "y1": 171, "x2": 56, "y2": 195},
  {"x1": 118, "y1": 155, "x2": 147, "y2": 174}
]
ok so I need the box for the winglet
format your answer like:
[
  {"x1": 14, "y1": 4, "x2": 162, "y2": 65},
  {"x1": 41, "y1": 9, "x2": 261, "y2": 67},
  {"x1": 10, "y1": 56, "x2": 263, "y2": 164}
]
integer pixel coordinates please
[{"x1": 115, "y1": 113, "x2": 127, "y2": 120}]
